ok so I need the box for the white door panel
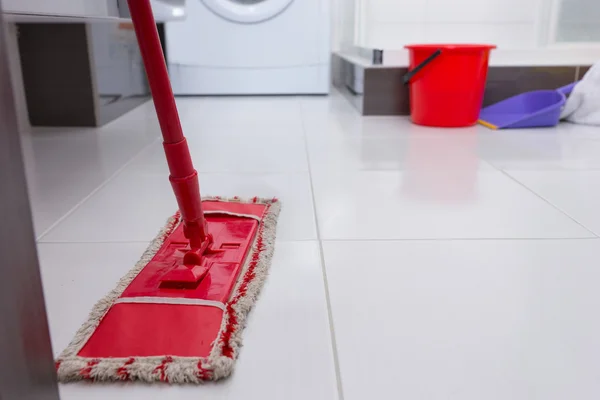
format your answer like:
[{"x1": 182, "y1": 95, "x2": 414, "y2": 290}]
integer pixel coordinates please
[
  {"x1": 166, "y1": 0, "x2": 322, "y2": 68},
  {"x1": 201, "y1": 0, "x2": 293, "y2": 23}
]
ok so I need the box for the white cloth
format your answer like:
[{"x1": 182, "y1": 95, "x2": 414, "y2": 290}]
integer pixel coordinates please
[{"x1": 561, "y1": 62, "x2": 600, "y2": 125}]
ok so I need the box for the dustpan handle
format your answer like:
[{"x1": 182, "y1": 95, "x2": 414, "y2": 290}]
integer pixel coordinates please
[
  {"x1": 557, "y1": 82, "x2": 578, "y2": 96},
  {"x1": 403, "y1": 49, "x2": 442, "y2": 85}
]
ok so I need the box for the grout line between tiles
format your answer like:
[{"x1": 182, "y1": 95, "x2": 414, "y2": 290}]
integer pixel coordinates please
[
  {"x1": 197, "y1": 169, "x2": 310, "y2": 175},
  {"x1": 494, "y1": 167, "x2": 600, "y2": 238},
  {"x1": 37, "y1": 241, "x2": 153, "y2": 245},
  {"x1": 38, "y1": 238, "x2": 316, "y2": 245},
  {"x1": 321, "y1": 237, "x2": 600, "y2": 242},
  {"x1": 299, "y1": 99, "x2": 346, "y2": 400},
  {"x1": 36, "y1": 137, "x2": 162, "y2": 241},
  {"x1": 38, "y1": 237, "x2": 600, "y2": 245}
]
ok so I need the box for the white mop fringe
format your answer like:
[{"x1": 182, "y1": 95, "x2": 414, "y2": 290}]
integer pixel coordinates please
[{"x1": 56, "y1": 196, "x2": 281, "y2": 384}]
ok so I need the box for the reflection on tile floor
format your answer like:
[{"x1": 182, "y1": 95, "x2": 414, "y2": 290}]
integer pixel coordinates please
[
  {"x1": 27, "y1": 90, "x2": 600, "y2": 399},
  {"x1": 323, "y1": 239, "x2": 600, "y2": 400}
]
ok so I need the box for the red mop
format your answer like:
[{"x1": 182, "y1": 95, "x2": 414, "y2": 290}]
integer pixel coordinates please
[{"x1": 56, "y1": 0, "x2": 280, "y2": 383}]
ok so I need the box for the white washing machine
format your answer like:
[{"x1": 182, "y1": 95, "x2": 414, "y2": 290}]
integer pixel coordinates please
[{"x1": 165, "y1": 0, "x2": 330, "y2": 95}]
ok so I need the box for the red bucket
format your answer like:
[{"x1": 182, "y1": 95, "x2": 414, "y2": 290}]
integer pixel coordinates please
[{"x1": 404, "y1": 44, "x2": 496, "y2": 127}]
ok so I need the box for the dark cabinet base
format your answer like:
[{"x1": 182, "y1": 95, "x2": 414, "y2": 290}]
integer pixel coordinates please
[{"x1": 17, "y1": 22, "x2": 166, "y2": 127}]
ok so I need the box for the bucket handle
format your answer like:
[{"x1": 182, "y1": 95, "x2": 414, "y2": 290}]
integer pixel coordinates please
[
  {"x1": 556, "y1": 81, "x2": 578, "y2": 96},
  {"x1": 402, "y1": 49, "x2": 442, "y2": 85}
]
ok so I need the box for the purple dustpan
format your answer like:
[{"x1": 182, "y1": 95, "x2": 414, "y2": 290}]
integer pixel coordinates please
[{"x1": 478, "y1": 82, "x2": 578, "y2": 129}]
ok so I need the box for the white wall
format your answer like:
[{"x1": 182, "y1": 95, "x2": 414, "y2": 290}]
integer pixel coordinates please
[
  {"x1": 334, "y1": 0, "x2": 600, "y2": 50},
  {"x1": 358, "y1": 0, "x2": 544, "y2": 50},
  {"x1": 553, "y1": 0, "x2": 600, "y2": 43},
  {"x1": 331, "y1": 0, "x2": 357, "y2": 52}
]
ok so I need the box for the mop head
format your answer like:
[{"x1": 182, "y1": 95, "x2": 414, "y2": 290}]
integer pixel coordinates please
[{"x1": 56, "y1": 197, "x2": 280, "y2": 384}]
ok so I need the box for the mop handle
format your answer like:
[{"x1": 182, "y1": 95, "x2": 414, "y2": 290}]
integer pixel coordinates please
[
  {"x1": 127, "y1": 0, "x2": 182, "y2": 144},
  {"x1": 127, "y1": 0, "x2": 208, "y2": 247}
]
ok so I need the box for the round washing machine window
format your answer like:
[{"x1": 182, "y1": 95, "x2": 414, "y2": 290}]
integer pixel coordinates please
[{"x1": 200, "y1": 0, "x2": 294, "y2": 23}]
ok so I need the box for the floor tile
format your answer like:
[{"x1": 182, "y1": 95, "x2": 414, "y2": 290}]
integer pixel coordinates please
[
  {"x1": 28, "y1": 170, "x2": 115, "y2": 238},
  {"x1": 128, "y1": 129, "x2": 308, "y2": 174},
  {"x1": 303, "y1": 113, "x2": 425, "y2": 139},
  {"x1": 482, "y1": 122, "x2": 600, "y2": 140},
  {"x1": 99, "y1": 100, "x2": 161, "y2": 137},
  {"x1": 506, "y1": 170, "x2": 600, "y2": 235},
  {"x1": 38, "y1": 242, "x2": 151, "y2": 355},
  {"x1": 49, "y1": 241, "x2": 337, "y2": 400},
  {"x1": 299, "y1": 93, "x2": 360, "y2": 122},
  {"x1": 176, "y1": 96, "x2": 304, "y2": 130},
  {"x1": 27, "y1": 92, "x2": 600, "y2": 400},
  {"x1": 301, "y1": 96, "x2": 483, "y2": 139},
  {"x1": 312, "y1": 169, "x2": 593, "y2": 239},
  {"x1": 22, "y1": 123, "x2": 158, "y2": 236},
  {"x1": 477, "y1": 125, "x2": 600, "y2": 170},
  {"x1": 304, "y1": 117, "x2": 600, "y2": 173},
  {"x1": 40, "y1": 171, "x2": 316, "y2": 242},
  {"x1": 179, "y1": 122, "x2": 305, "y2": 140},
  {"x1": 307, "y1": 129, "x2": 493, "y2": 172},
  {"x1": 323, "y1": 239, "x2": 600, "y2": 400}
]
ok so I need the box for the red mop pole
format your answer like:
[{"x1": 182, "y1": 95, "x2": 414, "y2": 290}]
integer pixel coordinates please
[{"x1": 127, "y1": 0, "x2": 208, "y2": 250}]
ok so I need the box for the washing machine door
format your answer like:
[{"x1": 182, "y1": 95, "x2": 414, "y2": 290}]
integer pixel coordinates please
[{"x1": 200, "y1": 0, "x2": 293, "y2": 23}]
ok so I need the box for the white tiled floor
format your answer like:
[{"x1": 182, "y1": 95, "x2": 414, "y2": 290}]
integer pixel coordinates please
[{"x1": 29, "y1": 90, "x2": 600, "y2": 399}]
